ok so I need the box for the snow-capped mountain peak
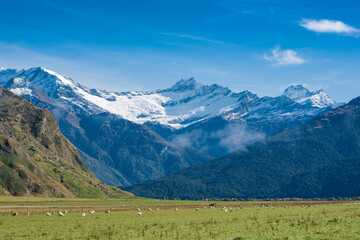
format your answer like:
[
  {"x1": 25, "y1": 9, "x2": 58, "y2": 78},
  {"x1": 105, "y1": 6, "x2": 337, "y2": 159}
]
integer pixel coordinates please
[
  {"x1": 25, "y1": 67, "x2": 76, "y2": 87},
  {"x1": 282, "y1": 85, "x2": 334, "y2": 108}
]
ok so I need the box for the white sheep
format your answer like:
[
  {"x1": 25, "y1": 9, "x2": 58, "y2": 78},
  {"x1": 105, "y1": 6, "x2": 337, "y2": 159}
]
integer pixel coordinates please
[
  {"x1": 105, "y1": 210, "x2": 111, "y2": 213},
  {"x1": 138, "y1": 212, "x2": 143, "y2": 216},
  {"x1": 137, "y1": 208, "x2": 141, "y2": 211},
  {"x1": 156, "y1": 208, "x2": 160, "y2": 211},
  {"x1": 175, "y1": 208, "x2": 179, "y2": 211},
  {"x1": 26, "y1": 212, "x2": 30, "y2": 215},
  {"x1": 46, "y1": 213, "x2": 51, "y2": 216},
  {"x1": 82, "y1": 213, "x2": 86, "y2": 217},
  {"x1": 64, "y1": 210, "x2": 68, "y2": 214},
  {"x1": 58, "y1": 211, "x2": 65, "y2": 217},
  {"x1": 148, "y1": 208, "x2": 152, "y2": 211},
  {"x1": 196, "y1": 208, "x2": 200, "y2": 211},
  {"x1": 90, "y1": 210, "x2": 95, "y2": 215}
]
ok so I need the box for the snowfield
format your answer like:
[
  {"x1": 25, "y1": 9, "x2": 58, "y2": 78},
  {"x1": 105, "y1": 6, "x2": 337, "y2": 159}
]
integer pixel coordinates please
[{"x1": 1, "y1": 67, "x2": 339, "y2": 129}]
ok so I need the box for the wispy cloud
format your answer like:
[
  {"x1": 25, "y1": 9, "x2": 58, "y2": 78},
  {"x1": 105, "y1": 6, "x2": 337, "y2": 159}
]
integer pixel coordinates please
[
  {"x1": 263, "y1": 46, "x2": 305, "y2": 66},
  {"x1": 38, "y1": 1, "x2": 86, "y2": 17},
  {"x1": 299, "y1": 19, "x2": 360, "y2": 36},
  {"x1": 163, "y1": 33, "x2": 227, "y2": 45}
]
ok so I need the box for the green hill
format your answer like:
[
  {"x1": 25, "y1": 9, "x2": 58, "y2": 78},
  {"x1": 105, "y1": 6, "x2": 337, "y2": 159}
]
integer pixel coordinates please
[
  {"x1": 126, "y1": 97, "x2": 360, "y2": 199},
  {"x1": 0, "y1": 87, "x2": 130, "y2": 198}
]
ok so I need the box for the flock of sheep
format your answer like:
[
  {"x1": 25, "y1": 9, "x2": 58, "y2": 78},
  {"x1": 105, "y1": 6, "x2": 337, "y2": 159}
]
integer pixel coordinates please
[
  {"x1": 8, "y1": 203, "x2": 347, "y2": 218},
  {"x1": 9, "y1": 204, "x2": 299, "y2": 217},
  {"x1": 11, "y1": 209, "x2": 95, "y2": 217}
]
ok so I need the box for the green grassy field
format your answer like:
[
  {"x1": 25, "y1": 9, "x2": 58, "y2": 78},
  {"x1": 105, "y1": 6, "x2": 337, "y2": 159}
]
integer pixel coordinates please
[{"x1": 0, "y1": 197, "x2": 359, "y2": 239}]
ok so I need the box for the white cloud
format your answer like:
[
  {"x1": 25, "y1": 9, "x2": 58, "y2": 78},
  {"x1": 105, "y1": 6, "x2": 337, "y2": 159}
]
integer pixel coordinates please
[
  {"x1": 263, "y1": 46, "x2": 305, "y2": 66},
  {"x1": 300, "y1": 19, "x2": 360, "y2": 35}
]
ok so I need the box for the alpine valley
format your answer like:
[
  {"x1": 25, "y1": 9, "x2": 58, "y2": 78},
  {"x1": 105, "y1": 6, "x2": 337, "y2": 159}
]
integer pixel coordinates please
[
  {"x1": 0, "y1": 67, "x2": 340, "y2": 187},
  {"x1": 127, "y1": 96, "x2": 360, "y2": 200}
]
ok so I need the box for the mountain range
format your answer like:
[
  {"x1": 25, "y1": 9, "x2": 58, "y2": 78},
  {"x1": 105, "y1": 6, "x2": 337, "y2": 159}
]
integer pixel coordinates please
[
  {"x1": 127, "y1": 96, "x2": 360, "y2": 199},
  {"x1": 0, "y1": 67, "x2": 340, "y2": 186}
]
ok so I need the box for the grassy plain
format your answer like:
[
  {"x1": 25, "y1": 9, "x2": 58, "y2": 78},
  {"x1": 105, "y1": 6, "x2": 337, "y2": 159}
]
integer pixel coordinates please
[{"x1": 0, "y1": 197, "x2": 359, "y2": 239}]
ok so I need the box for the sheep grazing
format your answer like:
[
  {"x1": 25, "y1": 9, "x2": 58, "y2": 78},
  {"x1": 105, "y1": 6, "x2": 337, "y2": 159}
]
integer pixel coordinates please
[
  {"x1": 26, "y1": 212, "x2": 30, "y2": 215},
  {"x1": 138, "y1": 212, "x2": 143, "y2": 216},
  {"x1": 64, "y1": 210, "x2": 68, "y2": 214},
  {"x1": 196, "y1": 208, "x2": 200, "y2": 211},
  {"x1": 46, "y1": 213, "x2": 51, "y2": 216},
  {"x1": 224, "y1": 209, "x2": 228, "y2": 212},
  {"x1": 82, "y1": 213, "x2": 86, "y2": 217},
  {"x1": 105, "y1": 210, "x2": 111, "y2": 213},
  {"x1": 137, "y1": 208, "x2": 141, "y2": 211},
  {"x1": 52, "y1": 212, "x2": 56, "y2": 215},
  {"x1": 11, "y1": 212, "x2": 18, "y2": 216},
  {"x1": 284, "y1": 205, "x2": 288, "y2": 208},
  {"x1": 148, "y1": 208, "x2": 152, "y2": 211},
  {"x1": 58, "y1": 211, "x2": 65, "y2": 217},
  {"x1": 156, "y1": 208, "x2": 160, "y2": 211},
  {"x1": 175, "y1": 208, "x2": 179, "y2": 211},
  {"x1": 90, "y1": 210, "x2": 95, "y2": 215}
]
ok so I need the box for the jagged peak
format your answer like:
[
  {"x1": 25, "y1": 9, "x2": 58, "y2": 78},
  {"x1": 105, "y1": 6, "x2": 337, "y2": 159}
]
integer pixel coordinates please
[
  {"x1": 282, "y1": 84, "x2": 335, "y2": 108},
  {"x1": 23, "y1": 67, "x2": 75, "y2": 87},
  {"x1": 168, "y1": 78, "x2": 234, "y2": 94},
  {"x1": 282, "y1": 85, "x2": 312, "y2": 100},
  {"x1": 170, "y1": 77, "x2": 203, "y2": 91},
  {"x1": 0, "y1": 67, "x2": 20, "y2": 73}
]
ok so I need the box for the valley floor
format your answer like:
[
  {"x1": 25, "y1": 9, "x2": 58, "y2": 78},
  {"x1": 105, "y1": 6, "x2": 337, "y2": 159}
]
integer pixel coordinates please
[{"x1": 0, "y1": 197, "x2": 359, "y2": 239}]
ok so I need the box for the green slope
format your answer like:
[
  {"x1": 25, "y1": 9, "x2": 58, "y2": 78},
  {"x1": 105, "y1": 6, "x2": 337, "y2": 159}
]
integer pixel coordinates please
[{"x1": 0, "y1": 87, "x2": 131, "y2": 198}]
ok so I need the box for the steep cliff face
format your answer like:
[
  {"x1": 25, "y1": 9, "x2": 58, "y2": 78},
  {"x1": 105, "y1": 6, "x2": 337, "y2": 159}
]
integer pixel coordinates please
[{"x1": 0, "y1": 87, "x2": 130, "y2": 197}]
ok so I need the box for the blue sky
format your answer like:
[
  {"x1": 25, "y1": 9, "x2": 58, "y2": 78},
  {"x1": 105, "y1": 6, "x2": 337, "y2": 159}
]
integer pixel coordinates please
[{"x1": 0, "y1": 0, "x2": 359, "y2": 102}]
